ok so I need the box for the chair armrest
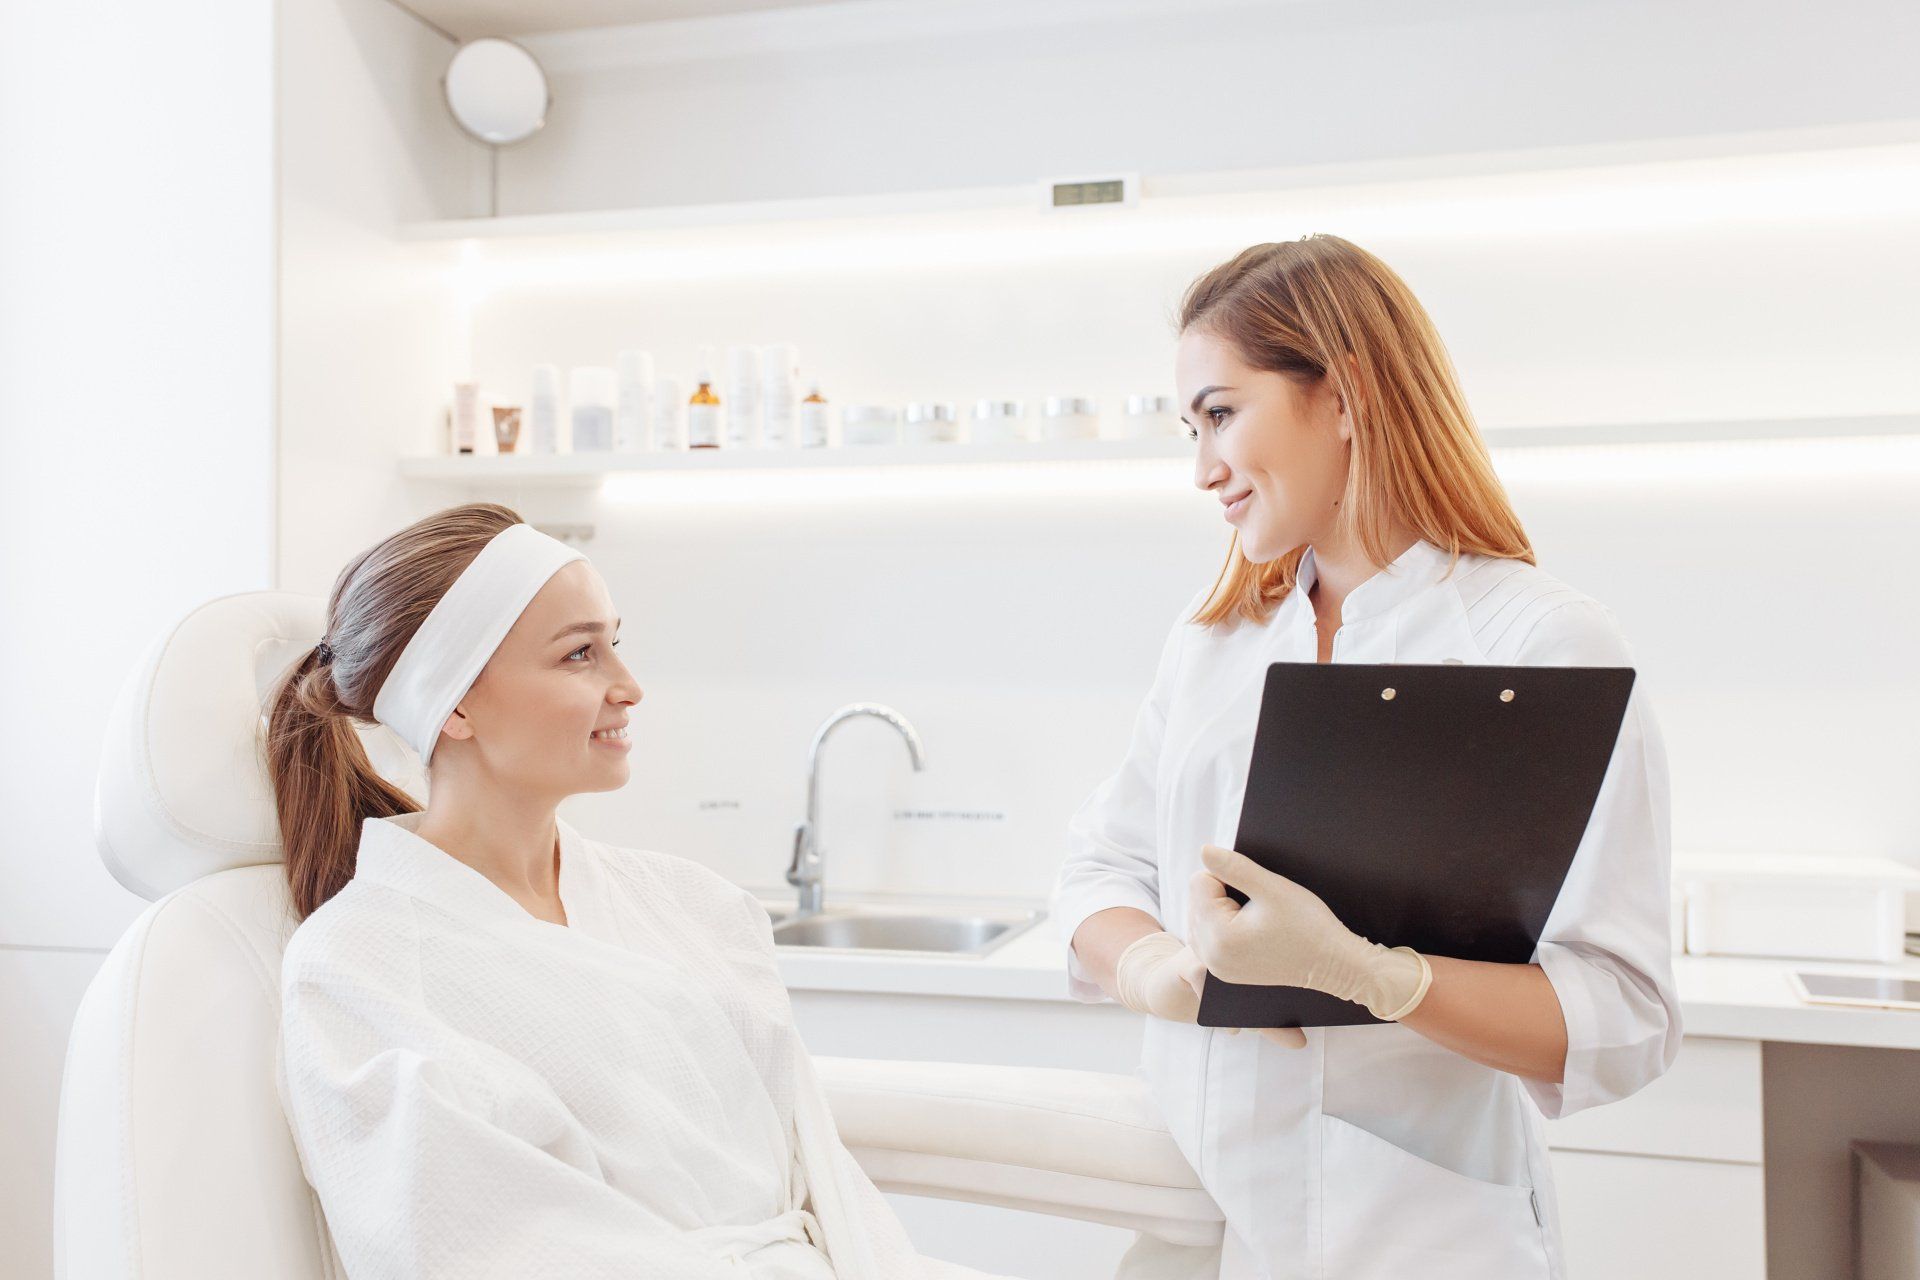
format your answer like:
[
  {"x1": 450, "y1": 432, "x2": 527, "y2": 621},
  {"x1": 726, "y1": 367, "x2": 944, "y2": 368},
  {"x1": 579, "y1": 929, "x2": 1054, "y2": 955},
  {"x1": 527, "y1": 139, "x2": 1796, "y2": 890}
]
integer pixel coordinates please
[{"x1": 815, "y1": 1056, "x2": 1223, "y2": 1247}]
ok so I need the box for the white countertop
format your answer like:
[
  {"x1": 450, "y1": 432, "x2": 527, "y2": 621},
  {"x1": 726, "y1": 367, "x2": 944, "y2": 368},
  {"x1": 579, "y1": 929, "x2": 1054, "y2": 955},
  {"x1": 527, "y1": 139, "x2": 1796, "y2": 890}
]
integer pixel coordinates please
[{"x1": 763, "y1": 898, "x2": 1920, "y2": 1051}]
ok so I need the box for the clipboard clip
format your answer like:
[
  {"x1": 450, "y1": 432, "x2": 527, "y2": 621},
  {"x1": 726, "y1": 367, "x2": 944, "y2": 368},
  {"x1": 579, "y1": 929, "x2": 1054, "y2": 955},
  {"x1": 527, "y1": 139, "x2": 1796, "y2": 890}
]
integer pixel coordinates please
[{"x1": 1382, "y1": 685, "x2": 1516, "y2": 701}]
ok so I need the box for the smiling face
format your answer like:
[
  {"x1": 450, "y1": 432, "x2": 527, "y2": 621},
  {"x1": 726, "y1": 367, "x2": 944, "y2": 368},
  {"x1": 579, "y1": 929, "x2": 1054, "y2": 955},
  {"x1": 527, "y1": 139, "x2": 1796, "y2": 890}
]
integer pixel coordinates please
[
  {"x1": 433, "y1": 560, "x2": 641, "y2": 798},
  {"x1": 1176, "y1": 327, "x2": 1354, "y2": 565}
]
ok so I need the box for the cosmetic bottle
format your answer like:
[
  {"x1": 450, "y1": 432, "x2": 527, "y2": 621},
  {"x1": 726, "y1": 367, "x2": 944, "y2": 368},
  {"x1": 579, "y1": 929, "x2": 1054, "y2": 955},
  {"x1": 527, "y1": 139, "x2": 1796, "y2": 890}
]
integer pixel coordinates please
[
  {"x1": 725, "y1": 345, "x2": 761, "y2": 448},
  {"x1": 761, "y1": 344, "x2": 799, "y2": 449},
  {"x1": 903, "y1": 402, "x2": 960, "y2": 444},
  {"x1": 971, "y1": 399, "x2": 1030, "y2": 445},
  {"x1": 529, "y1": 364, "x2": 562, "y2": 453},
  {"x1": 492, "y1": 406, "x2": 523, "y2": 454},
  {"x1": 842, "y1": 404, "x2": 899, "y2": 446},
  {"x1": 615, "y1": 350, "x2": 654, "y2": 452},
  {"x1": 569, "y1": 367, "x2": 617, "y2": 452},
  {"x1": 1121, "y1": 394, "x2": 1181, "y2": 439},
  {"x1": 654, "y1": 377, "x2": 685, "y2": 451},
  {"x1": 1040, "y1": 395, "x2": 1100, "y2": 442},
  {"x1": 688, "y1": 348, "x2": 723, "y2": 450},
  {"x1": 452, "y1": 382, "x2": 480, "y2": 454},
  {"x1": 798, "y1": 381, "x2": 831, "y2": 448}
]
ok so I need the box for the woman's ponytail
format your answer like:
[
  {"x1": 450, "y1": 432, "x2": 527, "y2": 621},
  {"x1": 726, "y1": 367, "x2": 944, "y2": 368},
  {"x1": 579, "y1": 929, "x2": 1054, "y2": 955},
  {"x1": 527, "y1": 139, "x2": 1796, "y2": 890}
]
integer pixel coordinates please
[
  {"x1": 264, "y1": 643, "x2": 416, "y2": 919},
  {"x1": 264, "y1": 501, "x2": 524, "y2": 919}
]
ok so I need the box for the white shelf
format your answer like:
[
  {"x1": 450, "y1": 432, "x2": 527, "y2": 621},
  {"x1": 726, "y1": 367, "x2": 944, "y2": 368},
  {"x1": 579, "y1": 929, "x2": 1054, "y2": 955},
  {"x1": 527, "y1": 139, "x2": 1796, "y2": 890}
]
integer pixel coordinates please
[
  {"x1": 400, "y1": 437, "x2": 1188, "y2": 488},
  {"x1": 1478, "y1": 413, "x2": 1920, "y2": 449},
  {"x1": 401, "y1": 182, "x2": 1041, "y2": 243},
  {"x1": 398, "y1": 415, "x2": 1920, "y2": 490}
]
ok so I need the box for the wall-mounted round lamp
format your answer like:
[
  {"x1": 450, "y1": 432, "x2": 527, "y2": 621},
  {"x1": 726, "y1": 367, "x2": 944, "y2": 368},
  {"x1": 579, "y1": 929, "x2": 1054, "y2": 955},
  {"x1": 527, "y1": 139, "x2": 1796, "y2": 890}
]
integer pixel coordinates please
[{"x1": 442, "y1": 37, "x2": 550, "y2": 146}]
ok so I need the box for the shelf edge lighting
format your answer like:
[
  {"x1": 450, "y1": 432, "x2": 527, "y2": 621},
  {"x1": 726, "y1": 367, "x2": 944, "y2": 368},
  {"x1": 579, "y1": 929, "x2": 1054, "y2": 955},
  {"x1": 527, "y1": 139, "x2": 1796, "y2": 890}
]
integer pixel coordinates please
[
  {"x1": 443, "y1": 145, "x2": 1920, "y2": 292},
  {"x1": 567, "y1": 432, "x2": 1920, "y2": 506}
]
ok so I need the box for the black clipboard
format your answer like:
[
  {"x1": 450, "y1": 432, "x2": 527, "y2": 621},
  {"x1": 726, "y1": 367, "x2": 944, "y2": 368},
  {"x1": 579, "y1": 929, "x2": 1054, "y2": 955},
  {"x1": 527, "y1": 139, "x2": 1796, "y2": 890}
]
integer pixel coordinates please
[{"x1": 1197, "y1": 662, "x2": 1635, "y2": 1030}]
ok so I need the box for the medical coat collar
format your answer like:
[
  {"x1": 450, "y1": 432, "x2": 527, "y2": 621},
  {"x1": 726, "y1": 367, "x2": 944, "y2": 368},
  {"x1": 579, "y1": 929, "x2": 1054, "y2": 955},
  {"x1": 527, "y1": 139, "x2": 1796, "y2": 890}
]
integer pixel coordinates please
[
  {"x1": 1298, "y1": 537, "x2": 1458, "y2": 622},
  {"x1": 352, "y1": 809, "x2": 594, "y2": 933}
]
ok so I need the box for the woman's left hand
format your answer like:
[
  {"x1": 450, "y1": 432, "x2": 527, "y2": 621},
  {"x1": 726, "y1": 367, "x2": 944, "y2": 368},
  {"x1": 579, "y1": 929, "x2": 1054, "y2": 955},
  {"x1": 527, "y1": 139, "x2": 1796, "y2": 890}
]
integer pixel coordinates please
[{"x1": 1187, "y1": 844, "x2": 1433, "y2": 1022}]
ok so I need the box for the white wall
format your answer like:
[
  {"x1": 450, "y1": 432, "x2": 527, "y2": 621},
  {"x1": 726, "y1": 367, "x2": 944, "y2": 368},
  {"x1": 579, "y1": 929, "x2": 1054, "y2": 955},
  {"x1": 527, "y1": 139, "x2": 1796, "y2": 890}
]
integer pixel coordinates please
[
  {"x1": 0, "y1": 3, "x2": 277, "y2": 1273},
  {"x1": 504, "y1": 0, "x2": 1920, "y2": 212},
  {"x1": 252, "y1": 0, "x2": 1920, "y2": 903},
  {"x1": 436, "y1": 161, "x2": 1920, "y2": 904},
  {"x1": 0, "y1": 0, "x2": 476, "y2": 1272},
  {"x1": 0, "y1": 8, "x2": 276, "y2": 948},
  {"x1": 363, "y1": 0, "x2": 1920, "y2": 912},
  {"x1": 274, "y1": 0, "x2": 485, "y2": 593}
]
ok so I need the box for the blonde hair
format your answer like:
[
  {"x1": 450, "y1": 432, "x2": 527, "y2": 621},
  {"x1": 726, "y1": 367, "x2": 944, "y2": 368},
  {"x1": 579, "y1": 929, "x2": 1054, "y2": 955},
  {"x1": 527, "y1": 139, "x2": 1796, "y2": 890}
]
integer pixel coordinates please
[
  {"x1": 1179, "y1": 235, "x2": 1533, "y2": 628},
  {"x1": 264, "y1": 502, "x2": 526, "y2": 918}
]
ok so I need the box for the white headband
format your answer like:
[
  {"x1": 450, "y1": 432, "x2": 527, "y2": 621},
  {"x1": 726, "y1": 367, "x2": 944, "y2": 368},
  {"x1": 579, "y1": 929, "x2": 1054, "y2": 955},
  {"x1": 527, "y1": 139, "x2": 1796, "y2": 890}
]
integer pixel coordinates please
[{"x1": 372, "y1": 522, "x2": 586, "y2": 767}]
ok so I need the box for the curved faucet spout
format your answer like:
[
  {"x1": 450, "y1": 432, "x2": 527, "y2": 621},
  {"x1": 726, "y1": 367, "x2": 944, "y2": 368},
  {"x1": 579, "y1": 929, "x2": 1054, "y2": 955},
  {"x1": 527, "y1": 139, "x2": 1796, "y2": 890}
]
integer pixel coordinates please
[{"x1": 786, "y1": 703, "x2": 926, "y2": 917}]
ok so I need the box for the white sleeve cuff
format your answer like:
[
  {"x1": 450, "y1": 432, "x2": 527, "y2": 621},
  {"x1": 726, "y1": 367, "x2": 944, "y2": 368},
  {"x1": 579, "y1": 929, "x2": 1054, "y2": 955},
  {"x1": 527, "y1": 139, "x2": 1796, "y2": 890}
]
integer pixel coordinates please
[
  {"x1": 1525, "y1": 941, "x2": 1601, "y2": 1119},
  {"x1": 1051, "y1": 882, "x2": 1164, "y2": 1005},
  {"x1": 1525, "y1": 940, "x2": 1679, "y2": 1120}
]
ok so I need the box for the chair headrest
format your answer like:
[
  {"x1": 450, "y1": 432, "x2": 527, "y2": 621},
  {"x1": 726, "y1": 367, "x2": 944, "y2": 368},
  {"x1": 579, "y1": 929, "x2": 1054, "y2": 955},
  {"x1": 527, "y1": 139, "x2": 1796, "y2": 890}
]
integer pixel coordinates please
[{"x1": 95, "y1": 591, "x2": 427, "y2": 901}]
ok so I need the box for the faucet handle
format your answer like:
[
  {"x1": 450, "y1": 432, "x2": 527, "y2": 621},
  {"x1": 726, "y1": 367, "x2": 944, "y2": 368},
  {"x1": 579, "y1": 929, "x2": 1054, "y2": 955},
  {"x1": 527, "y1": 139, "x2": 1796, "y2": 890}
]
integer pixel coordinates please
[{"x1": 785, "y1": 821, "x2": 813, "y2": 888}]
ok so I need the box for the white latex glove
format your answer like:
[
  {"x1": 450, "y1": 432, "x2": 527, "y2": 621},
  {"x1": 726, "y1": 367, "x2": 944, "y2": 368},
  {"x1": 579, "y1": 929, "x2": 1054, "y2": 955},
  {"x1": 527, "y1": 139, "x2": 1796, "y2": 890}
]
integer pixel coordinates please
[
  {"x1": 1114, "y1": 931, "x2": 1308, "y2": 1048},
  {"x1": 1187, "y1": 844, "x2": 1433, "y2": 1022}
]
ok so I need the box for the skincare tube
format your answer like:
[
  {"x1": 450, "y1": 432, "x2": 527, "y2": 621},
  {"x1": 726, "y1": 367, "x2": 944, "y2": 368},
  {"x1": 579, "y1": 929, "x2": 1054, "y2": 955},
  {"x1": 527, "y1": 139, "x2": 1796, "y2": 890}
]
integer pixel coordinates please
[{"x1": 452, "y1": 381, "x2": 480, "y2": 454}]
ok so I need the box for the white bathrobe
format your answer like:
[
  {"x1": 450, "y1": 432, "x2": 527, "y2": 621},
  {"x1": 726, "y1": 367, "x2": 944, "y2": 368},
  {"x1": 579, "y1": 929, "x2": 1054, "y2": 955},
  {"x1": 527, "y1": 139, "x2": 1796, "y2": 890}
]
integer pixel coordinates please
[{"x1": 277, "y1": 809, "x2": 995, "y2": 1280}]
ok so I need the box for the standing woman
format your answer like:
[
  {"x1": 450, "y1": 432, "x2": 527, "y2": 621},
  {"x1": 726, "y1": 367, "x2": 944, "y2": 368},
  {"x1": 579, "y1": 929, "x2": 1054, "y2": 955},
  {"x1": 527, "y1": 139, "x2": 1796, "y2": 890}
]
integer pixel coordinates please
[{"x1": 1052, "y1": 235, "x2": 1679, "y2": 1279}]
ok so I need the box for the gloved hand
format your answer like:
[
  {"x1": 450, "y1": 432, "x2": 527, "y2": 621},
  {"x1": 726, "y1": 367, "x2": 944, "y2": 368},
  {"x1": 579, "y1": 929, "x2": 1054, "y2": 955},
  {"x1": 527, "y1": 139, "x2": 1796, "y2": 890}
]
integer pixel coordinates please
[
  {"x1": 1187, "y1": 844, "x2": 1432, "y2": 1023},
  {"x1": 1114, "y1": 930, "x2": 1308, "y2": 1048}
]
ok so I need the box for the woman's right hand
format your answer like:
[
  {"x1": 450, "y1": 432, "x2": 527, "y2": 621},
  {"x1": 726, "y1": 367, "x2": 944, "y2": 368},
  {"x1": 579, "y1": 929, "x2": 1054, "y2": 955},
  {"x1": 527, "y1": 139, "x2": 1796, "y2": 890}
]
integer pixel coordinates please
[{"x1": 1114, "y1": 931, "x2": 1306, "y2": 1047}]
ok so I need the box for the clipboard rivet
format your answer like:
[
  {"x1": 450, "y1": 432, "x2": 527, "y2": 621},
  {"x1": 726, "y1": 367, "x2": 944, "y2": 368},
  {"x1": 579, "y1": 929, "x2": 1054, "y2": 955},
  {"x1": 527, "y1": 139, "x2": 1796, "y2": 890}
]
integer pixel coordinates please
[
  {"x1": 1381, "y1": 687, "x2": 1396, "y2": 700},
  {"x1": 1500, "y1": 689, "x2": 1515, "y2": 702}
]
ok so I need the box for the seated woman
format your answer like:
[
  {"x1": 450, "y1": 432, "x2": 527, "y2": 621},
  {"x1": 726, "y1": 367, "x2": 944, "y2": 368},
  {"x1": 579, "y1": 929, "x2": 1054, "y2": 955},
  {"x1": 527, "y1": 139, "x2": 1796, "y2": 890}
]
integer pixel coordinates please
[{"x1": 267, "y1": 502, "x2": 998, "y2": 1280}]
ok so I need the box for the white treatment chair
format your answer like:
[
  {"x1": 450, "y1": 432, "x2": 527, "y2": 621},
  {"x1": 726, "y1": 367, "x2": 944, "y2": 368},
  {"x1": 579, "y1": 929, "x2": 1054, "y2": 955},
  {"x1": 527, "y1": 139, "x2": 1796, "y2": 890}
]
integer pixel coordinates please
[{"x1": 53, "y1": 591, "x2": 1223, "y2": 1279}]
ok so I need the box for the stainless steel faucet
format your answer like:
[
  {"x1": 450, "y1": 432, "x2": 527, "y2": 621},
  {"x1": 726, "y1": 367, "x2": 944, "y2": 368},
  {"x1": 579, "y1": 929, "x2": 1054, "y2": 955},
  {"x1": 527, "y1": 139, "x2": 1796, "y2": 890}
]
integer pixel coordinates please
[{"x1": 786, "y1": 702, "x2": 926, "y2": 917}]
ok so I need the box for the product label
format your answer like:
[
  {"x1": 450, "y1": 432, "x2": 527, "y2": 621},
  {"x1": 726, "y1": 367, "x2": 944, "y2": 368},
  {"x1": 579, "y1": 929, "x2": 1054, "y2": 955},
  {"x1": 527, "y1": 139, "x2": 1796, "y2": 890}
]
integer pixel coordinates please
[
  {"x1": 688, "y1": 403, "x2": 722, "y2": 448},
  {"x1": 799, "y1": 404, "x2": 830, "y2": 448},
  {"x1": 763, "y1": 398, "x2": 795, "y2": 448},
  {"x1": 572, "y1": 407, "x2": 613, "y2": 452},
  {"x1": 725, "y1": 408, "x2": 758, "y2": 449}
]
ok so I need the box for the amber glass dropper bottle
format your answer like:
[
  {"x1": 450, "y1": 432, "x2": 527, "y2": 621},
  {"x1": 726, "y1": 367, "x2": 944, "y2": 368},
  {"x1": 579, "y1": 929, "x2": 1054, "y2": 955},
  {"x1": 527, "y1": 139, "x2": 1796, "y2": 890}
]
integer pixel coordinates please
[{"x1": 688, "y1": 346, "x2": 723, "y2": 449}]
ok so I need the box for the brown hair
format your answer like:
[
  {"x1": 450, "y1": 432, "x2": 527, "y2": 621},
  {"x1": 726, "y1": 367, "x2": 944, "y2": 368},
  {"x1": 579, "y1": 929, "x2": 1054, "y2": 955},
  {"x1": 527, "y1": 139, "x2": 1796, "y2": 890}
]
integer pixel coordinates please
[
  {"x1": 264, "y1": 502, "x2": 526, "y2": 918},
  {"x1": 1179, "y1": 234, "x2": 1533, "y2": 628}
]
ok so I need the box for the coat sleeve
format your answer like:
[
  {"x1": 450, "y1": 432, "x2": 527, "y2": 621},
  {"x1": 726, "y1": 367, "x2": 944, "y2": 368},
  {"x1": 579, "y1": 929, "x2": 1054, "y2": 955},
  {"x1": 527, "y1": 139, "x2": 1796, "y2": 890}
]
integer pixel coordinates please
[
  {"x1": 276, "y1": 915, "x2": 739, "y2": 1280},
  {"x1": 1513, "y1": 599, "x2": 1683, "y2": 1120},
  {"x1": 1049, "y1": 600, "x2": 1195, "y2": 1003}
]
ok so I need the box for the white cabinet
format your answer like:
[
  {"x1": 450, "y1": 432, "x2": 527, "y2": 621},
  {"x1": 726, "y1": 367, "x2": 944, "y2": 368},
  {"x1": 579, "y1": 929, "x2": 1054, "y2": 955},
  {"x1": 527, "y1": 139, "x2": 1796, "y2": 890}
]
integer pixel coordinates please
[
  {"x1": 1543, "y1": 1036, "x2": 1766, "y2": 1278},
  {"x1": 1544, "y1": 1036, "x2": 1763, "y2": 1162},
  {"x1": 1549, "y1": 1151, "x2": 1765, "y2": 1279}
]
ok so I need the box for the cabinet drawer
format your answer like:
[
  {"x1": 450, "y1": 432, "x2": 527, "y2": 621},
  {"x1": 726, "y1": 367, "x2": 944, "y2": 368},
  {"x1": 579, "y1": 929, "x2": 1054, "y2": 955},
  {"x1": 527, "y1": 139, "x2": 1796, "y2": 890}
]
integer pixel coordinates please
[
  {"x1": 1545, "y1": 1036, "x2": 1761, "y2": 1163},
  {"x1": 1550, "y1": 1149, "x2": 1764, "y2": 1280}
]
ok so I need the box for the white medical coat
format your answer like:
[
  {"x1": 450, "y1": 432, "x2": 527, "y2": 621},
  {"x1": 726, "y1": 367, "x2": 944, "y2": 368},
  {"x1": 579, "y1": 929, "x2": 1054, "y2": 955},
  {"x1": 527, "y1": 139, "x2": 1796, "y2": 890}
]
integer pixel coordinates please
[
  {"x1": 278, "y1": 809, "x2": 996, "y2": 1280},
  {"x1": 1051, "y1": 539, "x2": 1680, "y2": 1280}
]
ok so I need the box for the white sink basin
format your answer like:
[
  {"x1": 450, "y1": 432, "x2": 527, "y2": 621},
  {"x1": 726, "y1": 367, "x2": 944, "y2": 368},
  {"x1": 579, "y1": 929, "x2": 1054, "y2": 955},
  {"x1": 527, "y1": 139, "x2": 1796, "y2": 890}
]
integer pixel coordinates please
[{"x1": 769, "y1": 906, "x2": 1045, "y2": 957}]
